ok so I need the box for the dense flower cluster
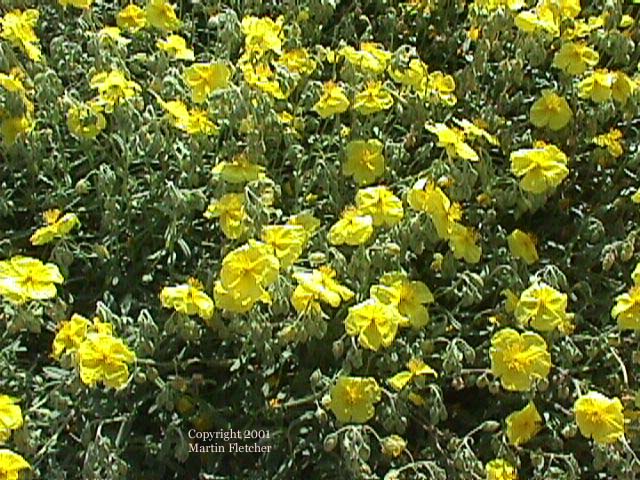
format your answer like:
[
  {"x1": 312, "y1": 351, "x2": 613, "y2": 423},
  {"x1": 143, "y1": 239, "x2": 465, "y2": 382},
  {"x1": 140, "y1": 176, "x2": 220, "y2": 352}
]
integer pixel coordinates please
[
  {"x1": 1, "y1": 0, "x2": 639, "y2": 478},
  {"x1": 52, "y1": 314, "x2": 136, "y2": 389}
]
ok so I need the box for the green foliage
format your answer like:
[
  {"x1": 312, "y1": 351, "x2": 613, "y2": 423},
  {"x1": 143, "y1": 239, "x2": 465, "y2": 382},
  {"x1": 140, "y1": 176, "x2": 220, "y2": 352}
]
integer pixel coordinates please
[{"x1": 1, "y1": 0, "x2": 640, "y2": 479}]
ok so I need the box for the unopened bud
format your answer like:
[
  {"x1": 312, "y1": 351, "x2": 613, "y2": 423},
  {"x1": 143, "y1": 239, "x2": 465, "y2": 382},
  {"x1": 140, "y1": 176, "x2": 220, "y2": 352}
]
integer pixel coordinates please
[{"x1": 323, "y1": 434, "x2": 337, "y2": 452}]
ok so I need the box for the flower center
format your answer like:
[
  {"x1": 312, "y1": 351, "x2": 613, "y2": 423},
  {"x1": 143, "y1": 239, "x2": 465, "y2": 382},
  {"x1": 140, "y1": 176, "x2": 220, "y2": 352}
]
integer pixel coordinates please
[{"x1": 344, "y1": 386, "x2": 361, "y2": 405}]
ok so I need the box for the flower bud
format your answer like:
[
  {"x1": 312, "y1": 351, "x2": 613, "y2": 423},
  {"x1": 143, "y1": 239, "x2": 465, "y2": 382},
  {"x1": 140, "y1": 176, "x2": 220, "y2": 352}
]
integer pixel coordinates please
[
  {"x1": 482, "y1": 421, "x2": 500, "y2": 432},
  {"x1": 488, "y1": 381, "x2": 501, "y2": 395},
  {"x1": 381, "y1": 435, "x2": 407, "y2": 458},
  {"x1": 451, "y1": 377, "x2": 465, "y2": 390},
  {"x1": 309, "y1": 252, "x2": 327, "y2": 265},
  {"x1": 332, "y1": 339, "x2": 344, "y2": 359},
  {"x1": 384, "y1": 242, "x2": 402, "y2": 256},
  {"x1": 310, "y1": 369, "x2": 323, "y2": 388},
  {"x1": 75, "y1": 178, "x2": 91, "y2": 195},
  {"x1": 421, "y1": 340, "x2": 434, "y2": 355},
  {"x1": 315, "y1": 407, "x2": 328, "y2": 423},
  {"x1": 536, "y1": 378, "x2": 549, "y2": 392},
  {"x1": 475, "y1": 374, "x2": 489, "y2": 388},
  {"x1": 561, "y1": 424, "x2": 577, "y2": 438},
  {"x1": 176, "y1": 396, "x2": 195, "y2": 415},
  {"x1": 323, "y1": 434, "x2": 337, "y2": 452},
  {"x1": 620, "y1": 241, "x2": 634, "y2": 262},
  {"x1": 147, "y1": 367, "x2": 159, "y2": 382}
]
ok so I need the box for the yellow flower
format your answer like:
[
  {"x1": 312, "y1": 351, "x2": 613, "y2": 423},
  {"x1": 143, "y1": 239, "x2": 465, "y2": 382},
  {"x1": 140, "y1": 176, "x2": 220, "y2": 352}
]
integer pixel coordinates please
[
  {"x1": 353, "y1": 81, "x2": 394, "y2": 115},
  {"x1": 212, "y1": 154, "x2": 265, "y2": 184},
  {"x1": 287, "y1": 212, "x2": 321, "y2": 239},
  {"x1": 261, "y1": 225, "x2": 307, "y2": 268},
  {"x1": 510, "y1": 142, "x2": 569, "y2": 194},
  {"x1": 562, "y1": 15, "x2": 605, "y2": 40},
  {"x1": 388, "y1": 58, "x2": 428, "y2": 91},
  {"x1": 388, "y1": 358, "x2": 437, "y2": 391},
  {"x1": 340, "y1": 42, "x2": 392, "y2": 75},
  {"x1": 157, "y1": 34, "x2": 194, "y2": 60},
  {"x1": 515, "y1": 282, "x2": 573, "y2": 333},
  {"x1": 58, "y1": 0, "x2": 93, "y2": 8},
  {"x1": 507, "y1": 229, "x2": 538, "y2": 265},
  {"x1": 453, "y1": 118, "x2": 499, "y2": 146},
  {"x1": 275, "y1": 48, "x2": 316, "y2": 75},
  {"x1": 543, "y1": 0, "x2": 580, "y2": 19},
  {"x1": 276, "y1": 111, "x2": 294, "y2": 124},
  {"x1": 241, "y1": 16, "x2": 284, "y2": 56},
  {"x1": 52, "y1": 313, "x2": 91, "y2": 360},
  {"x1": 96, "y1": 27, "x2": 131, "y2": 47},
  {"x1": 240, "y1": 61, "x2": 287, "y2": 99},
  {"x1": 146, "y1": 0, "x2": 181, "y2": 32},
  {"x1": 184, "y1": 62, "x2": 231, "y2": 103},
  {"x1": 157, "y1": 99, "x2": 217, "y2": 136},
  {"x1": 611, "y1": 71, "x2": 636, "y2": 105},
  {"x1": 448, "y1": 223, "x2": 482, "y2": 263},
  {"x1": 0, "y1": 449, "x2": 30, "y2": 480},
  {"x1": 620, "y1": 14, "x2": 635, "y2": 29},
  {"x1": 490, "y1": 328, "x2": 551, "y2": 391},
  {"x1": 506, "y1": 401, "x2": 543, "y2": 446},
  {"x1": 380, "y1": 435, "x2": 407, "y2": 458},
  {"x1": 0, "y1": 9, "x2": 42, "y2": 61},
  {"x1": 185, "y1": 109, "x2": 217, "y2": 135},
  {"x1": 343, "y1": 139, "x2": 385, "y2": 185},
  {"x1": 530, "y1": 90, "x2": 572, "y2": 131},
  {"x1": 426, "y1": 122, "x2": 479, "y2": 161},
  {"x1": 503, "y1": 288, "x2": 520, "y2": 313},
  {"x1": 77, "y1": 332, "x2": 136, "y2": 389},
  {"x1": 578, "y1": 69, "x2": 614, "y2": 103},
  {"x1": 515, "y1": 5, "x2": 559, "y2": 37},
  {"x1": 574, "y1": 392, "x2": 625, "y2": 445},
  {"x1": 328, "y1": 376, "x2": 381, "y2": 423},
  {"x1": 30, "y1": 209, "x2": 80, "y2": 245},
  {"x1": 158, "y1": 98, "x2": 190, "y2": 130},
  {"x1": 425, "y1": 71, "x2": 457, "y2": 106},
  {"x1": 344, "y1": 299, "x2": 405, "y2": 351},
  {"x1": 611, "y1": 285, "x2": 640, "y2": 330},
  {"x1": 117, "y1": 4, "x2": 147, "y2": 32},
  {"x1": 313, "y1": 82, "x2": 350, "y2": 118},
  {"x1": 0, "y1": 70, "x2": 26, "y2": 94},
  {"x1": 90, "y1": 70, "x2": 141, "y2": 113},
  {"x1": 553, "y1": 42, "x2": 599, "y2": 75},
  {"x1": 486, "y1": 459, "x2": 518, "y2": 480},
  {"x1": 0, "y1": 396, "x2": 22, "y2": 442},
  {"x1": 0, "y1": 115, "x2": 33, "y2": 146},
  {"x1": 160, "y1": 278, "x2": 214, "y2": 320},
  {"x1": 592, "y1": 129, "x2": 623, "y2": 158},
  {"x1": 407, "y1": 178, "x2": 461, "y2": 239},
  {"x1": 213, "y1": 241, "x2": 280, "y2": 313},
  {"x1": 406, "y1": 0, "x2": 433, "y2": 13},
  {"x1": 90, "y1": 317, "x2": 113, "y2": 336},
  {"x1": 0, "y1": 256, "x2": 64, "y2": 304},
  {"x1": 474, "y1": 0, "x2": 526, "y2": 11},
  {"x1": 204, "y1": 193, "x2": 249, "y2": 240},
  {"x1": 371, "y1": 272, "x2": 434, "y2": 329},
  {"x1": 354, "y1": 186, "x2": 403, "y2": 227},
  {"x1": 291, "y1": 266, "x2": 354, "y2": 315},
  {"x1": 328, "y1": 207, "x2": 374, "y2": 246}
]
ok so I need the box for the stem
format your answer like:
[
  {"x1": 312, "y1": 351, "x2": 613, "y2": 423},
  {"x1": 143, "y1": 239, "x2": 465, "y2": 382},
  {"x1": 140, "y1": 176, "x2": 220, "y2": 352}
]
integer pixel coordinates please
[
  {"x1": 609, "y1": 346, "x2": 629, "y2": 386},
  {"x1": 280, "y1": 391, "x2": 324, "y2": 410}
]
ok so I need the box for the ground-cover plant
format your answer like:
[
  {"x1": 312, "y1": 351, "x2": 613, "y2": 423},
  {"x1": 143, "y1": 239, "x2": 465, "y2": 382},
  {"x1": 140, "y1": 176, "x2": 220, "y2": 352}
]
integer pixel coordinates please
[{"x1": 1, "y1": 0, "x2": 640, "y2": 479}]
